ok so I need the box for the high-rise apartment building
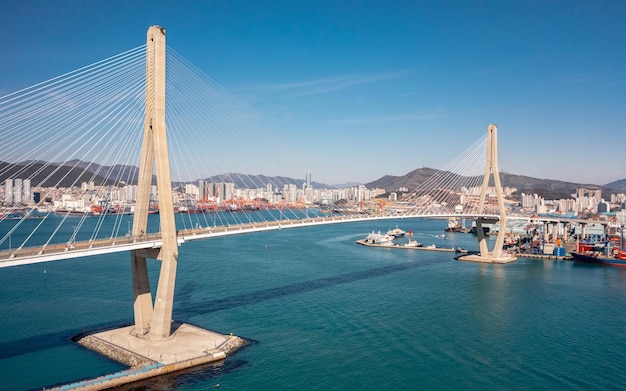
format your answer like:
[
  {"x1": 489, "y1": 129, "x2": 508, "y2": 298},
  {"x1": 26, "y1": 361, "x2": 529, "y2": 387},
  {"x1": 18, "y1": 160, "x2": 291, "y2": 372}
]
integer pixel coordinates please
[
  {"x1": 13, "y1": 179, "x2": 23, "y2": 204},
  {"x1": 23, "y1": 179, "x2": 31, "y2": 203},
  {"x1": 198, "y1": 179, "x2": 205, "y2": 201},
  {"x1": 4, "y1": 179, "x2": 13, "y2": 204}
]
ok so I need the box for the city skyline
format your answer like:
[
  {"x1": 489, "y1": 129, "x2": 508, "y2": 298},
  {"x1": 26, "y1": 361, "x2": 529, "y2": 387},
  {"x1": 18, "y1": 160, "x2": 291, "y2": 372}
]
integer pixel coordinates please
[{"x1": 1, "y1": 1, "x2": 625, "y2": 185}]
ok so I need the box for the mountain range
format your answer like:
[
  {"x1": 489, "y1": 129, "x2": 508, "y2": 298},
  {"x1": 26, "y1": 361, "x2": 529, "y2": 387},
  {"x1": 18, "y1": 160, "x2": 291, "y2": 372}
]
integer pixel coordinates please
[
  {"x1": 1, "y1": 160, "x2": 624, "y2": 198},
  {"x1": 364, "y1": 167, "x2": 626, "y2": 199},
  {"x1": 0, "y1": 160, "x2": 333, "y2": 189}
]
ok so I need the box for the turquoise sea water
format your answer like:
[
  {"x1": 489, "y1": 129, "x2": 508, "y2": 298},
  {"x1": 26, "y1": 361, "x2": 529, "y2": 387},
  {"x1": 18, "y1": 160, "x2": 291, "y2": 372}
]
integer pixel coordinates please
[{"x1": 1, "y1": 218, "x2": 626, "y2": 390}]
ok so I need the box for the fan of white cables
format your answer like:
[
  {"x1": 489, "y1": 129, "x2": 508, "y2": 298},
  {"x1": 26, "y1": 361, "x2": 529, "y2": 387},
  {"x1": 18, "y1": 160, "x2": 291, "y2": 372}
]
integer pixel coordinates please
[{"x1": 401, "y1": 134, "x2": 488, "y2": 216}]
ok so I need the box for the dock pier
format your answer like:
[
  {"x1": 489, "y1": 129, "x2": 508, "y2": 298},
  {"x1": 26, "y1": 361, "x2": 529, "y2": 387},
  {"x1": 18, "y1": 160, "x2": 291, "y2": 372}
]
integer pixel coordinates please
[{"x1": 356, "y1": 239, "x2": 468, "y2": 253}]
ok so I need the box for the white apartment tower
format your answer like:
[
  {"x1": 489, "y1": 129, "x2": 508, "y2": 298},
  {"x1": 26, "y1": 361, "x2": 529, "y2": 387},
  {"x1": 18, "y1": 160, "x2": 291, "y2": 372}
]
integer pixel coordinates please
[
  {"x1": 23, "y1": 179, "x2": 31, "y2": 202},
  {"x1": 4, "y1": 179, "x2": 13, "y2": 204},
  {"x1": 13, "y1": 179, "x2": 22, "y2": 204}
]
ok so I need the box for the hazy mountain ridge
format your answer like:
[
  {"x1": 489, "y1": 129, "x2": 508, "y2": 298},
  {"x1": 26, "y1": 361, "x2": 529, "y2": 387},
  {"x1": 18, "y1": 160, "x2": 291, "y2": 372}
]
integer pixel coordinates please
[
  {"x1": 366, "y1": 167, "x2": 448, "y2": 191},
  {"x1": 365, "y1": 167, "x2": 624, "y2": 199},
  {"x1": 2, "y1": 160, "x2": 624, "y2": 197},
  {"x1": 0, "y1": 161, "x2": 333, "y2": 189},
  {"x1": 0, "y1": 160, "x2": 114, "y2": 188},
  {"x1": 605, "y1": 178, "x2": 626, "y2": 190}
]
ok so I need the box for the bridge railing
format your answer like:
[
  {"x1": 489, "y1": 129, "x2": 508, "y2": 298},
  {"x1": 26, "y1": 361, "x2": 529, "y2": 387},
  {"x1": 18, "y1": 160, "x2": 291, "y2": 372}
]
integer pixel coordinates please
[{"x1": 0, "y1": 232, "x2": 163, "y2": 262}]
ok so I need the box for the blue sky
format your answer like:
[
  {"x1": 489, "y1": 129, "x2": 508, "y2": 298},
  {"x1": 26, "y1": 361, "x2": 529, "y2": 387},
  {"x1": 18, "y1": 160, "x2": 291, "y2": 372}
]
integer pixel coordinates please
[{"x1": 1, "y1": 0, "x2": 625, "y2": 186}]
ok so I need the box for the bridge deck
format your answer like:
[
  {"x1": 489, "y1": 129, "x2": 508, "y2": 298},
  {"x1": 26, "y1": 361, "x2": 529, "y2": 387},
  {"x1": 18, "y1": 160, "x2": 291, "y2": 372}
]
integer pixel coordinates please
[{"x1": 0, "y1": 213, "x2": 501, "y2": 268}]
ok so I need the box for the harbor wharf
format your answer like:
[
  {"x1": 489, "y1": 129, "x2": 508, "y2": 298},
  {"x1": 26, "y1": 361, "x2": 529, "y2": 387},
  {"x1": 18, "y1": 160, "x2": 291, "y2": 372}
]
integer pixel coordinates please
[
  {"x1": 518, "y1": 253, "x2": 572, "y2": 261},
  {"x1": 356, "y1": 239, "x2": 576, "y2": 262},
  {"x1": 51, "y1": 323, "x2": 246, "y2": 391},
  {"x1": 355, "y1": 239, "x2": 469, "y2": 254}
]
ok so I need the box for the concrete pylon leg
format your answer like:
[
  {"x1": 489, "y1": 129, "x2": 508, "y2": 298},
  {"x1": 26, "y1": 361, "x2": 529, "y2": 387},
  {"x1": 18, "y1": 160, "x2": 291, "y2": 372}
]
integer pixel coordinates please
[
  {"x1": 131, "y1": 251, "x2": 153, "y2": 334},
  {"x1": 476, "y1": 218, "x2": 489, "y2": 256},
  {"x1": 150, "y1": 250, "x2": 178, "y2": 339}
]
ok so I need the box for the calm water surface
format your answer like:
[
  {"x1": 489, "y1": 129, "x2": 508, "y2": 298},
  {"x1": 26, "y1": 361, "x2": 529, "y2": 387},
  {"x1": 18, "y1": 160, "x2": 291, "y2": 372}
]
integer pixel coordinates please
[{"x1": 1, "y1": 218, "x2": 625, "y2": 390}]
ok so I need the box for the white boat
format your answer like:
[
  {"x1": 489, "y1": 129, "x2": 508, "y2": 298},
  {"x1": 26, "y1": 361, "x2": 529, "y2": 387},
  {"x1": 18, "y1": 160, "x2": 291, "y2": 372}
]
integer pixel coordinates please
[
  {"x1": 364, "y1": 231, "x2": 395, "y2": 245},
  {"x1": 403, "y1": 238, "x2": 422, "y2": 247},
  {"x1": 445, "y1": 218, "x2": 463, "y2": 232},
  {"x1": 386, "y1": 225, "x2": 406, "y2": 238}
]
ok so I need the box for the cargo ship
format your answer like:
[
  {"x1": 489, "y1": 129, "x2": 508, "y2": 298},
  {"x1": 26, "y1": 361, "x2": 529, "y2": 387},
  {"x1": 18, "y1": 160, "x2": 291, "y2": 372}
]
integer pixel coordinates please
[
  {"x1": 570, "y1": 241, "x2": 626, "y2": 267},
  {"x1": 55, "y1": 209, "x2": 92, "y2": 217}
]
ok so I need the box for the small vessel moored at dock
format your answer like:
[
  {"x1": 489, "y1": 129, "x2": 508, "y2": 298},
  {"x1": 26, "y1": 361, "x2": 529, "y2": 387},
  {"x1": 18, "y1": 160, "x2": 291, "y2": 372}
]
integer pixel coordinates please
[
  {"x1": 364, "y1": 231, "x2": 395, "y2": 245},
  {"x1": 356, "y1": 234, "x2": 466, "y2": 253},
  {"x1": 386, "y1": 225, "x2": 406, "y2": 238},
  {"x1": 403, "y1": 238, "x2": 422, "y2": 247}
]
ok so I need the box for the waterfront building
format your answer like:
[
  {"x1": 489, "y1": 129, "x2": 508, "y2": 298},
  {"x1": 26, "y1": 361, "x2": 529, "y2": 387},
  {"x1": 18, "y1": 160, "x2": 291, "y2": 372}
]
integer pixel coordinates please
[
  {"x1": 578, "y1": 187, "x2": 601, "y2": 200},
  {"x1": 55, "y1": 194, "x2": 85, "y2": 210},
  {"x1": 555, "y1": 198, "x2": 575, "y2": 214},
  {"x1": 208, "y1": 182, "x2": 235, "y2": 203},
  {"x1": 23, "y1": 179, "x2": 31, "y2": 203},
  {"x1": 205, "y1": 182, "x2": 216, "y2": 200},
  {"x1": 225, "y1": 182, "x2": 235, "y2": 202},
  {"x1": 304, "y1": 186, "x2": 314, "y2": 204},
  {"x1": 286, "y1": 184, "x2": 298, "y2": 203},
  {"x1": 373, "y1": 188, "x2": 386, "y2": 197},
  {"x1": 184, "y1": 183, "x2": 198, "y2": 200},
  {"x1": 13, "y1": 179, "x2": 23, "y2": 205},
  {"x1": 597, "y1": 200, "x2": 610, "y2": 213},
  {"x1": 575, "y1": 195, "x2": 599, "y2": 214},
  {"x1": 4, "y1": 179, "x2": 13, "y2": 204},
  {"x1": 521, "y1": 193, "x2": 544, "y2": 210},
  {"x1": 198, "y1": 179, "x2": 205, "y2": 201},
  {"x1": 125, "y1": 185, "x2": 137, "y2": 202}
]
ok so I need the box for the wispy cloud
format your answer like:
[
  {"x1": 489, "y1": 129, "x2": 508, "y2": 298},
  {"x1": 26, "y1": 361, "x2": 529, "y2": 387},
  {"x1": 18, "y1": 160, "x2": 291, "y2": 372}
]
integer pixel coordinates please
[
  {"x1": 327, "y1": 109, "x2": 445, "y2": 125},
  {"x1": 242, "y1": 70, "x2": 413, "y2": 97}
]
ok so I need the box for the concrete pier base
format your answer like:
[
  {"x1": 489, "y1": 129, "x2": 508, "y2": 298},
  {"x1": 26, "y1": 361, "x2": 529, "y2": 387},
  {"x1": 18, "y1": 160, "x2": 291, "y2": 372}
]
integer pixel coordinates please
[
  {"x1": 53, "y1": 323, "x2": 246, "y2": 390},
  {"x1": 457, "y1": 253, "x2": 517, "y2": 264}
]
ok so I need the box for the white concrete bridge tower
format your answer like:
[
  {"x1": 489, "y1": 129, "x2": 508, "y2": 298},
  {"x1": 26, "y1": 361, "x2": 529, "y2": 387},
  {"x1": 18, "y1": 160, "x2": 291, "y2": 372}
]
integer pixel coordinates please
[
  {"x1": 130, "y1": 25, "x2": 179, "y2": 339},
  {"x1": 459, "y1": 124, "x2": 516, "y2": 264}
]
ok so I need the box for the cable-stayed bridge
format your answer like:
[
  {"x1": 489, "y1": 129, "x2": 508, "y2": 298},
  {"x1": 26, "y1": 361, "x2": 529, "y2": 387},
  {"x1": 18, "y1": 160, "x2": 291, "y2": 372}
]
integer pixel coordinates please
[
  {"x1": 0, "y1": 27, "x2": 514, "y2": 344},
  {"x1": 0, "y1": 212, "x2": 500, "y2": 268}
]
